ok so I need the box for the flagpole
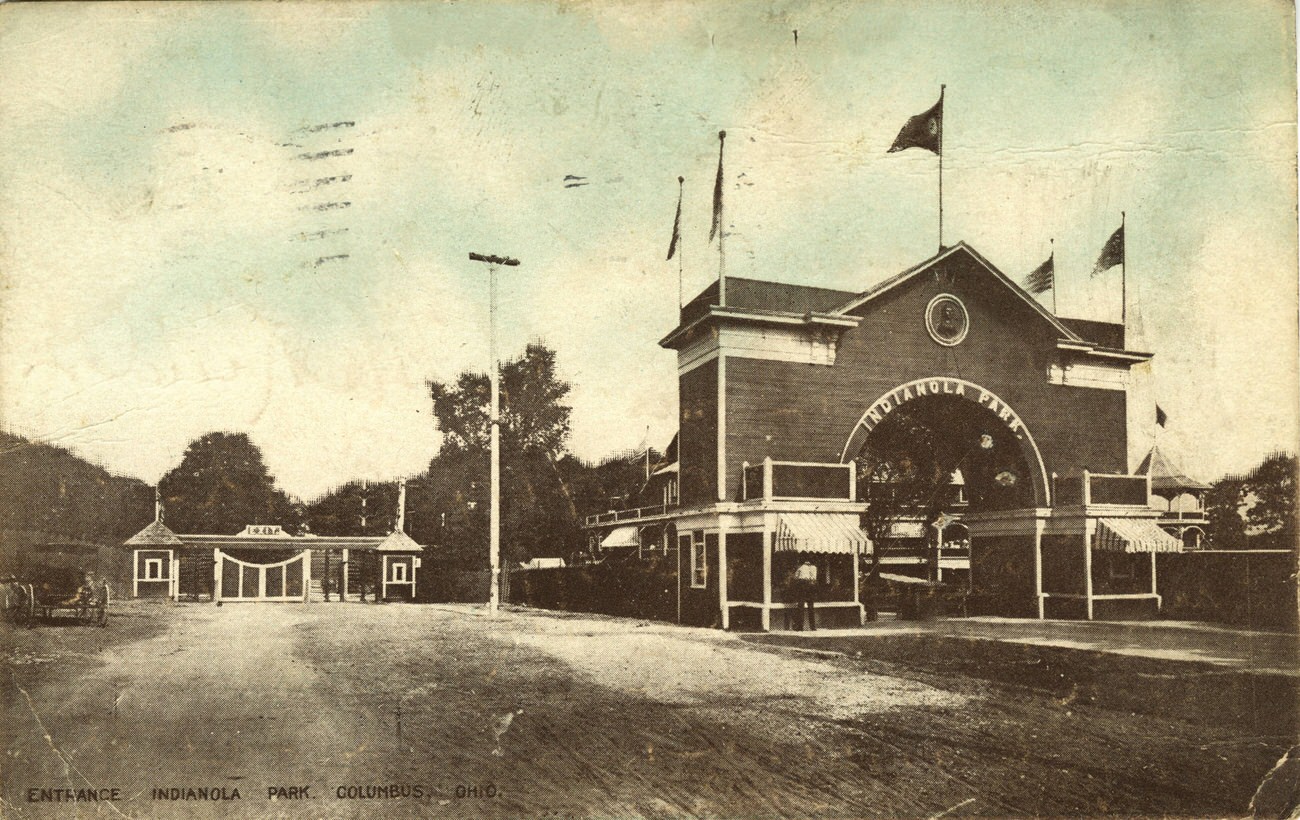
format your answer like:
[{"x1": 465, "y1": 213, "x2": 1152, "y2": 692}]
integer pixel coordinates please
[
  {"x1": 1050, "y1": 237, "x2": 1057, "y2": 315},
  {"x1": 677, "y1": 176, "x2": 685, "y2": 310},
  {"x1": 938, "y1": 84, "x2": 945, "y2": 252},
  {"x1": 717, "y1": 130, "x2": 727, "y2": 308},
  {"x1": 1120, "y1": 210, "x2": 1127, "y2": 327}
]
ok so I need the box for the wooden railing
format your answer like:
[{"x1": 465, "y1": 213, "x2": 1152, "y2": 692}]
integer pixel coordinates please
[
  {"x1": 583, "y1": 504, "x2": 673, "y2": 527},
  {"x1": 741, "y1": 458, "x2": 856, "y2": 502}
]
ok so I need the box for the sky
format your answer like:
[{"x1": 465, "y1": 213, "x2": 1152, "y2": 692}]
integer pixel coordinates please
[{"x1": 0, "y1": 0, "x2": 1295, "y2": 500}]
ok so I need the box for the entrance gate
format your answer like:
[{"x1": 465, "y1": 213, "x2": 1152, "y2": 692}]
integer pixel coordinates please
[{"x1": 214, "y1": 549, "x2": 311, "y2": 602}]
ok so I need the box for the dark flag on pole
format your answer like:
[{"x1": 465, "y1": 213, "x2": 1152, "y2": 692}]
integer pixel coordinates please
[
  {"x1": 1156, "y1": 404, "x2": 1168, "y2": 428},
  {"x1": 667, "y1": 176, "x2": 684, "y2": 260},
  {"x1": 709, "y1": 131, "x2": 726, "y2": 242},
  {"x1": 1024, "y1": 252, "x2": 1054, "y2": 295},
  {"x1": 888, "y1": 95, "x2": 943, "y2": 154},
  {"x1": 1092, "y1": 224, "x2": 1124, "y2": 276}
]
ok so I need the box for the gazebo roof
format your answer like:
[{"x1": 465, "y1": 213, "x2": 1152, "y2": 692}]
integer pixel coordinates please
[{"x1": 1137, "y1": 447, "x2": 1210, "y2": 494}]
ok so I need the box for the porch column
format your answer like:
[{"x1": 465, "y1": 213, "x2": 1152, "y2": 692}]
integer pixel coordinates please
[
  {"x1": 342, "y1": 548, "x2": 349, "y2": 602},
  {"x1": 170, "y1": 550, "x2": 178, "y2": 601},
  {"x1": 761, "y1": 524, "x2": 773, "y2": 632},
  {"x1": 1034, "y1": 518, "x2": 1045, "y2": 620},
  {"x1": 212, "y1": 548, "x2": 221, "y2": 603},
  {"x1": 718, "y1": 525, "x2": 729, "y2": 630},
  {"x1": 302, "y1": 549, "x2": 312, "y2": 603},
  {"x1": 133, "y1": 550, "x2": 140, "y2": 599},
  {"x1": 1150, "y1": 551, "x2": 1161, "y2": 610},
  {"x1": 1083, "y1": 520, "x2": 1095, "y2": 621},
  {"x1": 853, "y1": 539, "x2": 863, "y2": 625}
]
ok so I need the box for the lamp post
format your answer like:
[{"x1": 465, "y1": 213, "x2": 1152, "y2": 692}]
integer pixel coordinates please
[{"x1": 469, "y1": 252, "x2": 520, "y2": 616}]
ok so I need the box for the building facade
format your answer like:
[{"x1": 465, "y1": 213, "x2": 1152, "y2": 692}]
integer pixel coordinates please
[{"x1": 587, "y1": 242, "x2": 1190, "y2": 629}]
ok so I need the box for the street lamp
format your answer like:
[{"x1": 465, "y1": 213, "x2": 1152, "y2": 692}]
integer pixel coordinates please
[{"x1": 469, "y1": 252, "x2": 520, "y2": 616}]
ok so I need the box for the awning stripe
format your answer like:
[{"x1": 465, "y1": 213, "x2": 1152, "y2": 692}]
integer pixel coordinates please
[
  {"x1": 775, "y1": 513, "x2": 871, "y2": 555},
  {"x1": 1094, "y1": 517, "x2": 1183, "y2": 554},
  {"x1": 600, "y1": 525, "x2": 641, "y2": 549}
]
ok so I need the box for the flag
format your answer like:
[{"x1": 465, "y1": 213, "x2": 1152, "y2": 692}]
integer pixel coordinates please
[
  {"x1": 666, "y1": 176, "x2": 684, "y2": 260},
  {"x1": 888, "y1": 94, "x2": 943, "y2": 154},
  {"x1": 709, "y1": 131, "x2": 726, "y2": 242},
  {"x1": 1092, "y1": 224, "x2": 1124, "y2": 276},
  {"x1": 1156, "y1": 404, "x2": 1168, "y2": 428},
  {"x1": 1024, "y1": 252, "x2": 1054, "y2": 295}
]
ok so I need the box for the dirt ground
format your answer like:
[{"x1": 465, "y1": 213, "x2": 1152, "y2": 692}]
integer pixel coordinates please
[{"x1": 2, "y1": 601, "x2": 1294, "y2": 818}]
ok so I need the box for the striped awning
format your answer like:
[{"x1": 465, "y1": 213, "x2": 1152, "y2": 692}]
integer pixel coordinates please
[
  {"x1": 600, "y1": 525, "x2": 641, "y2": 549},
  {"x1": 1094, "y1": 517, "x2": 1183, "y2": 554},
  {"x1": 775, "y1": 513, "x2": 871, "y2": 555}
]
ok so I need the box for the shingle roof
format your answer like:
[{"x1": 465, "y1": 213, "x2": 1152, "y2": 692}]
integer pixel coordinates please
[
  {"x1": 1137, "y1": 447, "x2": 1210, "y2": 493},
  {"x1": 124, "y1": 520, "x2": 184, "y2": 547},
  {"x1": 680, "y1": 278, "x2": 856, "y2": 325}
]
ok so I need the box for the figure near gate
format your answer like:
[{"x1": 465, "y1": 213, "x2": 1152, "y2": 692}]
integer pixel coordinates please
[{"x1": 794, "y1": 560, "x2": 818, "y2": 631}]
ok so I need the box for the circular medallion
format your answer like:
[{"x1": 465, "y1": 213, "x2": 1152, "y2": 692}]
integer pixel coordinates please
[{"x1": 925, "y1": 293, "x2": 969, "y2": 346}]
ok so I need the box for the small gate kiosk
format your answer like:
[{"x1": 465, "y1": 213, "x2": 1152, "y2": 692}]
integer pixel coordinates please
[{"x1": 122, "y1": 522, "x2": 426, "y2": 604}]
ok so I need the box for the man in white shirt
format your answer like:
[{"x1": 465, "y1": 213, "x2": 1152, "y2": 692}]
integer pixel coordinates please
[{"x1": 794, "y1": 560, "x2": 818, "y2": 631}]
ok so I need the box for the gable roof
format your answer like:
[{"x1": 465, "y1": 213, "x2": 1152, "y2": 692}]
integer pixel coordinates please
[
  {"x1": 831, "y1": 242, "x2": 1086, "y2": 343},
  {"x1": 1137, "y1": 446, "x2": 1210, "y2": 493},
  {"x1": 124, "y1": 520, "x2": 184, "y2": 547}
]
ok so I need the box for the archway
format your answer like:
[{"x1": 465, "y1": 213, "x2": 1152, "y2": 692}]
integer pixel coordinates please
[{"x1": 840, "y1": 377, "x2": 1051, "y2": 507}]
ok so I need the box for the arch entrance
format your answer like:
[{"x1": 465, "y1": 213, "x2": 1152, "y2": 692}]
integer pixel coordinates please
[{"x1": 841, "y1": 377, "x2": 1051, "y2": 508}]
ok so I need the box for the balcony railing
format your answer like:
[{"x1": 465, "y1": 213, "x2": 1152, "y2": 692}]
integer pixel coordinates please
[
  {"x1": 1054, "y1": 471, "x2": 1150, "y2": 507},
  {"x1": 742, "y1": 458, "x2": 857, "y2": 502},
  {"x1": 584, "y1": 503, "x2": 673, "y2": 527}
]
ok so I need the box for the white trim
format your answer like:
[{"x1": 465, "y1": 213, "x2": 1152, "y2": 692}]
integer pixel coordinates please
[
  {"x1": 717, "y1": 352, "x2": 727, "y2": 502},
  {"x1": 214, "y1": 549, "x2": 311, "y2": 602},
  {"x1": 718, "y1": 526, "x2": 729, "y2": 630},
  {"x1": 1047, "y1": 362, "x2": 1130, "y2": 391},
  {"x1": 834, "y1": 242, "x2": 1085, "y2": 343}
]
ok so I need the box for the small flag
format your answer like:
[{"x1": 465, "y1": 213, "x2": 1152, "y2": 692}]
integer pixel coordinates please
[
  {"x1": 667, "y1": 176, "x2": 684, "y2": 261},
  {"x1": 1092, "y1": 224, "x2": 1124, "y2": 276},
  {"x1": 888, "y1": 94, "x2": 943, "y2": 155},
  {"x1": 1024, "y1": 252, "x2": 1054, "y2": 295},
  {"x1": 709, "y1": 131, "x2": 726, "y2": 242},
  {"x1": 1156, "y1": 404, "x2": 1168, "y2": 428}
]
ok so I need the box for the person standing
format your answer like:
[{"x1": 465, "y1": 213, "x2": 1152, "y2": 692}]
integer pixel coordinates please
[{"x1": 795, "y1": 560, "x2": 818, "y2": 631}]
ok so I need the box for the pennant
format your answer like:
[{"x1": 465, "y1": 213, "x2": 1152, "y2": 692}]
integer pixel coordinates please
[
  {"x1": 710, "y1": 131, "x2": 725, "y2": 242},
  {"x1": 667, "y1": 176, "x2": 684, "y2": 261},
  {"x1": 1092, "y1": 224, "x2": 1124, "y2": 276},
  {"x1": 1156, "y1": 404, "x2": 1168, "y2": 428},
  {"x1": 888, "y1": 94, "x2": 943, "y2": 154},
  {"x1": 1024, "y1": 253, "x2": 1054, "y2": 295}
]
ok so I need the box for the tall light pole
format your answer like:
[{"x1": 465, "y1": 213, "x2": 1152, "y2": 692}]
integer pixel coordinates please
[{"x1": 469, "y1": 252, "x2": 519, "y2": 616}]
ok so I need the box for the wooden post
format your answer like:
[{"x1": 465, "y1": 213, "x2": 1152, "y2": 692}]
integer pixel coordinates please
[
  {"x1": 1084, "y1": 521, "x2": 1095, "y2": 621},
  {"x1": 302, "y1": 549, "x2": 312, "y2": 603},
  {"x1": 342, "y1": 548, "x2": 350, "y2": 602},
  {"x1": 761, "y1": 523, "x2": 773, "y2": 632},
  {"x1": 1034, "y1": 518, "x2": 1046, "y2": 619},
  {"x1": 212, "y1": 548, "x2": 221, "y2": 603},
  {"x1": 324, "y1": 550, "x2": 332, "y2": 602},
  {"x1": 763, "y1": 456, "x2": 773, "y2": 500},
  {"x1": 170, "y1": 550, "x2": 178, "y2": 601},
  {"x1": 853, "y1": 535, "x2": 863, "y2": 625},
  {"x1": 133, "y1": 550, "x2": 140, "y2": 599},
  {"x1": 1150, "y1": 550, "x2": 1160, "y2": 610},
  {"x1": 718, "y1": 527, "x2": 729, "y2": 630}
]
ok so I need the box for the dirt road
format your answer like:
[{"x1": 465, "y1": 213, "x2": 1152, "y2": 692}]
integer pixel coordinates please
[{"x1": 3, "y1": 602, "x2": 1291, "y2": 818}]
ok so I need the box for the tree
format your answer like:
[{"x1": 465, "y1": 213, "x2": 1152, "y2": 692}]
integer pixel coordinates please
[
  {"x1": 304, "y1": 480, "x2": 398, "y2": 537},
  {"x1": 1206, "y1": 451, "x2": 1297, "y2": 551},
  {"x1": 425, "y1": 343, "x2": 579, "y2": 569},
  {"x1": 159, "y1": 432, "x2": 301, "y2": 535}
]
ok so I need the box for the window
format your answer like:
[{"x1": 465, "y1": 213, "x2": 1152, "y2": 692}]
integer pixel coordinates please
[
  {"x1": 145, "y1": 558, "x2": 163, "y2": 580},
  {"x1": 690, "y1": 533, "x2": 707, "y2": 588},
  {"x1": 389, "y1": 561, "x2": 409, "y2": 583}
]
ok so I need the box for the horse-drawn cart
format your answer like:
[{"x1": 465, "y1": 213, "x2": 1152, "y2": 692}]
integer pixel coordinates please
[{"x1": 4, "y1": 570, "x2": 109, "y2": 628}]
